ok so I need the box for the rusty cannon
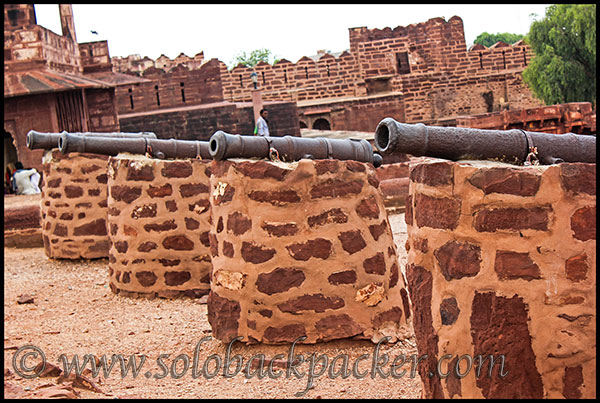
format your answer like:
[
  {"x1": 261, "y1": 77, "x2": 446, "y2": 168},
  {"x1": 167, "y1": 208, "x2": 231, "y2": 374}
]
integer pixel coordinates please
[
  {"x1": 209, "y1": 131, "x2": 383, "y2": 167},
  {"x1": 57, "y1": 132, "x2": 211, "y2": 160},
  {"x1": 26, "y1": 130, "x2": 157, "y2": 151},
  {"x1": 374, "y1": 118, "x2": 596, "y2": 165}
]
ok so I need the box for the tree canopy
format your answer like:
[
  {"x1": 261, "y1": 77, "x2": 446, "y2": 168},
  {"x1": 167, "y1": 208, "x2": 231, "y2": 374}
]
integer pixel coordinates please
[
  {"x1": 473, "y1": 32, "x2": 524, "y2": 47},
  {"x1": 230, "y1": 48, "x2": 280, "y2": 69},
  {"x1": 522, "y1": 4, "x2": 596, "y2": 106}
]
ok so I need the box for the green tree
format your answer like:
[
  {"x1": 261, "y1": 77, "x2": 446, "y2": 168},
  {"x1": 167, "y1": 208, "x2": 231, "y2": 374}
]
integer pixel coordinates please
[
  {"x1": 522, "y1": 4, "x2": 596, "y2": 106},
  {"x1": 230, "y1": 48, "x2": 280, "y2": 68},
  {"x1": 474, "y1": 32, "x2": 525, "y2": 47}
]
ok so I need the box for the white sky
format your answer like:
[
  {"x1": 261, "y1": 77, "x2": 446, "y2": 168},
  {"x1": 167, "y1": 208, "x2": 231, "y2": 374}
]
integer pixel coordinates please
[{"x1": 33, "y1": 4, "x2": 551, "y2": 67}]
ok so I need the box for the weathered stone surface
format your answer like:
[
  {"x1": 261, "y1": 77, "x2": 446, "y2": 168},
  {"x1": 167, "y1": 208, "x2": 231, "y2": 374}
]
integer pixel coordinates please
[
  {"x1": 131, "y1": 203, "x2": 157, "y2": 219},
  {"x1": 316, "y1": 314, "x2": 364, "y2": 341},
  {"x1": 494, "y1": 251, "x2": 541, "y2": 281},
  {"x1": 355, "y1": 283, "x2": 385, "y2": 307},
  {"x1": 468, "y1": 168, "x2": 540, "y2": 196},
  {"x1": 307, "y1": 208, "x2": 348, "y2": 228},
  {"x1": 372, "y1": 306, "x2": 403, "y2": 328},
  {"x1": 222, "y1": 240, "x2": 234, "y2": 258},
  {"x1": 565, "y1": 253, "x2": 589, "y2": 282},
  {"x1": 261, "y1": 222, "x2": 298, "y2": 237},
  {"x1": 368, "y1": 220, "x2": 387, "y2": 241},
  {"x1": 445, "y1": 356, "x2": 462, "y2": 398},
  {"x1": 414, "y1": 194, "x2": 461, "y2": 230},
  {"x1": 138, "y1": 242, "x2": 157, "y2": 252},
  {"x1": 355, "y1": 195, "x2": 380, "y2": 219},
  {"x1": 263, "y1": 324, "x2": 307, "y2": 344},
  {"x1": 405, "y1": 195, "x2": 413, "y2": 226},
  {"x1": 235, "y1": 160, "x2": 290, "y2": 180},
  {"x1": 310, "y1": 178, "x2": 363, "y2": 199},
  {"x1": 474, "y1": 206, "x2": 550, "y2": 232},
  {"x1": 277, "y1": 294, "x2": 345, "y2": 314},
  {"x1": 147, "y1": 183, "x2": 172, "y2": 198},
  {"x1": 314, "y1": 159, "x2": 339, "y2": 175},
  {"x1": 286, "y1": 238, "x2": 332, "y2": 261},
  {"x1": 570, "y1": 206, "x2": 596, "y2": 241},
  {"x1": 81, "y1": 163, "x2": 101, "y2": 174},
  {"x1": 346, "y1": 160, "x2": 367, "y2": 172},
  {"x1": 227, "y1": 211, "x2": 252, "y2": 235},
  {"x1": 126, "y1": 163, "x2": 154, "y2": 181},
  {"x1": 164, "y1": 271, "x2": 191, "y2": 286},
  {"x1": 562, "y1": 365, "x2": 583, "y2": 399},
  {"x1": 470, "y1": 291, "x2": 543, "y2": 398},
  {"x1": 73, "y1": 219, "x2": 107, "y2": 236},
  {"x1": 363, "y1": 252, "x2": 386, "y2": 275},
  {"x1": 413, "y1": 237, "x2": 429, "y2": 253},
  {"x1": 96, "y1": 173, "x2": 108, "y2": 184},
  {"x1": 560, "y1": 163, "x2": 596, "y2": 195},
  {"x1": 248, "y1": 190, "x2": 300, "y2": 206},
  {"x1": 406, "y1": 264, "x2": 443, "y2": 399},
  {"x1": 258, "y1": 309, "x2": 273, "y2": 318},
  {"x1": 209, "y1": 233, "x2": 219, "y2": 257},
  {"x1": 434, "y1": 240, "x2": 481, "y2": 281},
  {"x1": 410, "y1": 161, "x2": 453, "y2": 186},
  {"x1": 114, "y1": 241, "x2": 128, "y2": 253},
  {"x1": 110, "y1": 185, "x2": 142, "y2": 203},
  {"x1": 241, "y1": 242, "x2": 276, "y2": 264},
  {"x1": 163, "y1": 235, "x2": 195, "y2": 251},
  {"x1": 64, "y1": 185, "x2": 84, "y2": 198},
  {"x1": 188, "y1": 199, "x2": 210, "y2": 215},
  {"x1": 185, "y1": 217, "x2": 200, "y2": 230},
  {"x1": 161, "y1": 161, "x2": 193, "y2": 178},
  {"x1": 256, "y1": 267, "x2": 305, "y2": 295},
  {"x1": 400, "y1": 288, "x2": 411, "y2": 319},
  {"x1": 165, "y1": 200, "x2": 177, "y2": 212},
  {"x1": 328, "y1": 270, "x2": 357, "y2": 285},
  {"x1": 207, "y1": 292, "x2": 241, "y2": 342},
  {"x1": 144, "y1": 220, "x2": 178, "y2": 233},
  {"x1": 389, "y1": 263, "x2": 399, "y2": 288},
  {"x1": 338, "y1": 229, "x2": 367, "y2": 254},
  {"x1": 180, "y1": 183, "x2": 209, "y2": 197},
  {"x1": 214, "y1": 270, "x2": 245, "y2": 290},
  {"x1": 440, "y1": 297, "x2": 460, "y2": 325},
  {"x1": 136, "y1": 271, "x2": 158, "y2": 287}
]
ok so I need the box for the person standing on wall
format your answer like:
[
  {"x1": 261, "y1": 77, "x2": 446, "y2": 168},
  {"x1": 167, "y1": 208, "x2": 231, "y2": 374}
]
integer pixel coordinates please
[{"x1": 255, "y1": 109, "x2": 270, "y2": 137}]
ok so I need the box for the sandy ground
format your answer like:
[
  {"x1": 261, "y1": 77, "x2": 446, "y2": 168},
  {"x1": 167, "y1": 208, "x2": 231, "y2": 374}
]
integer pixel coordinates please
[{"x1": 4, "y1": 212, "x2": 422, "y2": 399}]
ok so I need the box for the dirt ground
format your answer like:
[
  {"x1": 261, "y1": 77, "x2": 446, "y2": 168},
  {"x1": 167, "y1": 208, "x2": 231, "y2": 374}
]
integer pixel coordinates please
[{"x1": 4, "y1": 212, "x2": 422, "y2": 399}]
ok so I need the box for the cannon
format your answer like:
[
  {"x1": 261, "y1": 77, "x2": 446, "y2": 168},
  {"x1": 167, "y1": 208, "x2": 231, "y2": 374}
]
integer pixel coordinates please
[
  {"x1": 374, "y1": 118, "x2": 596, "y2": 165},
  {"x1": 209, "y1": 131, "x2": 383, "y2": 167},
  {"x1": 26, "y1": 130, "x2": 157, "y2": 151},
  {"x1": 57, "y1": 132, "x2": 211, "y2": 160}
]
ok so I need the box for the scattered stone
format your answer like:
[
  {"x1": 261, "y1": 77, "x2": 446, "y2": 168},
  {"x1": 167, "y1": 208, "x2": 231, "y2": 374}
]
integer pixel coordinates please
[
  {"x1": 34, "y1": 361, "x2": 63, "y2": 377},
  {"x1": 17, "y1": 294, "x2": 34, "y2": 304},
  {"x1": 4, "y1": 382, "x2": 26, "y2": 399}
]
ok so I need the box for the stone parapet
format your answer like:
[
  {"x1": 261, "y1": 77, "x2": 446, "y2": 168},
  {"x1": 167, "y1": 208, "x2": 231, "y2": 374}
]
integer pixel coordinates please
[
  {"x1": 405, "y1": 159, "x2": 596, "y2": 398},
  {"x1": 207, "y1": 158, "x2": 413, "y2": 344},
  {"x1": 106, "y1": 155, "x2": 212, "y2": 299},
  {"x1": 40, "y1": 150, "x2": 110, "y2": 259}
]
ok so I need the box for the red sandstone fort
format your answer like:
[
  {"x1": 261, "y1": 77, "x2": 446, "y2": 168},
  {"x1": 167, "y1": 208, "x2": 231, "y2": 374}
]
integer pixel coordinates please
[{"x1": 5, "y1": 4, "x2": 595, "y2": 173}]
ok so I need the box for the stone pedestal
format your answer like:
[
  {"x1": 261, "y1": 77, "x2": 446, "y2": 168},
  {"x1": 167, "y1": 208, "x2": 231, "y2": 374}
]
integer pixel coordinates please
[
  {"x1": 40, "y1": 150, "x2": 109, "y2": 259},
  {"x1": 405, "y1": 159, "x2": 596, "y2": 398},
  {"x1": 106, "y1": 155, "x2": 212, "y2": 299},
  {"x1": 207, "y1": 158, "x2": 413, "y2": 344}
]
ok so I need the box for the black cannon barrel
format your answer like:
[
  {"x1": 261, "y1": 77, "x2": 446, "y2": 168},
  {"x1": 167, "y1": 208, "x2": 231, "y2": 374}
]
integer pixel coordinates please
[
  {"x1": 374, "y1": 118, "x2": 596, "y2": 164},
  {"x1": 58, "y1": 132, "x2": 211, "y2": 160},
  {"x1": 26, "y1": 130, "x2": 157, "y2": 150},
  {"x1": 209, "y1": 131, "x2": 383, "y2": 167}
]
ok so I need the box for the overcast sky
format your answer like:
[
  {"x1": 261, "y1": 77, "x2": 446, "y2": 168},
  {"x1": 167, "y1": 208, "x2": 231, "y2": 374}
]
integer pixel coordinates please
[{"x1": 33, "y1": 4, "x2": 551, "y2": 67}]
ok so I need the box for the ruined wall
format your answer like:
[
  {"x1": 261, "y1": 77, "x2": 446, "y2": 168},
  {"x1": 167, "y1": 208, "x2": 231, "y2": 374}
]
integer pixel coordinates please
[
  {"x1": 111, "y1": 52, "x2": 205, "y2": 75},
  {"x1": 79, "y1": 41, "x2": 112, "y2": 74},
  {"x1": 404, "y1": 159, "x2": 596, "y2": 398},
  {"x1": 207, "y1": 158, "x2": 413, "y2": 344},
  {"x1": 85, "y1": 88, "x2": 119, "y2": 132},
  {"x1": 218, "y1": 52, "x2": 362, "y2": 103},
  {"x1": 40, "y1": 150, "x2": 110, "y2": 259},
  {"x1": 456, "y1": 102, "x2": 596, "y2": 135},
  {"x1": 107, "y1": 155, "x2": 212, "y2": 299},
  {"x1": 119, "y1": 101, "x2": 300, "y2": 140},
  {"x1": 114, "y1": 59, "x2": 223, "y2": 115}
]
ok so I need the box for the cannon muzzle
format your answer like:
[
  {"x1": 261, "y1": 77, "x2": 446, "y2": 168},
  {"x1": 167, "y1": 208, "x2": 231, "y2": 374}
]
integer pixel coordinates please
[
  {"x1": 58, "y1": 132, "x2": 210, "y2": 160},
  {"x1": 209, "y1": 131, "x2": 382, "y2": 167},
  {"x1": 375, "y1": 118, "x2": 596, "y2": 164},
  {"x1": 26, "y1": 130, "x2": 157, "y2": 150}
]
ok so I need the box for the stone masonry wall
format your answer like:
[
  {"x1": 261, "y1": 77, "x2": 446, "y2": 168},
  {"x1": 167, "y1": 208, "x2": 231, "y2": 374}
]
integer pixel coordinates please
[
  {"x1": 40, "y1": 150, "x2": 110, "y2": 259},
  {"x1": 404, "y1": 159, "x2": 596, "y2": 398},
  {"x1": 207, "y1": 158, "x2": 413, "y2": 344},
  {"x1": 106, "y1": 155, "x2": 212, "y2": 299}
]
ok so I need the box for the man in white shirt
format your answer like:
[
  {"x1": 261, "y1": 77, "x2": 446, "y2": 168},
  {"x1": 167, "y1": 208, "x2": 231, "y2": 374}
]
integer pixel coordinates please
[{"x1": 256, "y1": 109, "x2": 270, "y2": 137}]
